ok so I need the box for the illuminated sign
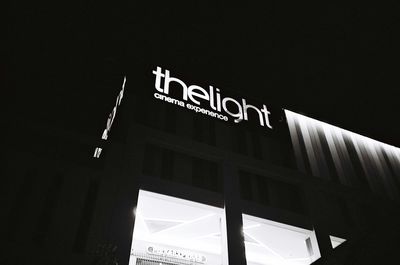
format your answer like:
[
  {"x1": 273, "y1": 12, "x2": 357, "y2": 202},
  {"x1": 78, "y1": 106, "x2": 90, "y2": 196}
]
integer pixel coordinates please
[
  {"x1": 93, "y1": 76, "x2": 126, "y2": 158},
  {"x1": 146, "y1": 245, "x2": 207, "y2": 263},
  {"x1": 152, "y1": 67, "x2": 273, "y2": 129}
]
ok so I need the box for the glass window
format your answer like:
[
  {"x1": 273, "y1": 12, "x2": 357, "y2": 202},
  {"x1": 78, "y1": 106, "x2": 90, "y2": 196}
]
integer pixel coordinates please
[
  {"x1": 242, "y1": 214, "x2": 321, "y2": 265},
  {"x1": 239, "y1": 171, "x2": 305, "y2": 214},
  {"x1": 142, "y1": 144, "x2": 222, "y2": 193},
  {"x1": 129, "y1": 190, "x2": 227, "y2": 265}
]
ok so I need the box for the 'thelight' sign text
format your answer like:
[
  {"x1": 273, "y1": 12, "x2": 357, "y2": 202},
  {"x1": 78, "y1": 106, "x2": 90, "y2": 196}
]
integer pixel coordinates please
[{"x1": 153, "y1": 66, "x2": 273, "y2": 129}]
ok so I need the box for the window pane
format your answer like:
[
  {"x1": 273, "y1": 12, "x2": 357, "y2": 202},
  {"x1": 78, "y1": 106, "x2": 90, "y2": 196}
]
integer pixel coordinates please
[{"x1": 242, "y1": 214, "x2": 321, "y2": 265}]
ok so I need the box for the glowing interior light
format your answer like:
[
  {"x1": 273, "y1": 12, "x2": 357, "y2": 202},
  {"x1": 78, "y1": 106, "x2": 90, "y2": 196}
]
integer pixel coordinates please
[
  {"x1": 242, "y1": 214, "x2": 321, "y2": 265},
  {"x1": 129, "y1": 190, "x2": 227, "y2": 265}
]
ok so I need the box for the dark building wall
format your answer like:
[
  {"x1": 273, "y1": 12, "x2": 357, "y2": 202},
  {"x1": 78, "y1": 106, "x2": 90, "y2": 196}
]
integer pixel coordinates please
[
  {"x1": 3, "y1": 121, "x2": 106, "y2": 265},
  {"x1": 4, "y1": 73, "x2": 400, "y2": 265},
  {"x1": 105, "y1": 81, "x2": 400, "y2": 262}
]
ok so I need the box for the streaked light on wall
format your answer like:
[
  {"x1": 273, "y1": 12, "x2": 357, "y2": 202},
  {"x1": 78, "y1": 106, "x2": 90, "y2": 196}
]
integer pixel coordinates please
[{"x1": 284, "y1": 109, "x2": 400, "y2": 201}]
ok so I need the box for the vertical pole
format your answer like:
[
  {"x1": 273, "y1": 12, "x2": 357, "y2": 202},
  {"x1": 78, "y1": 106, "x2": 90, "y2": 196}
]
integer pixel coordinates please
[
  {"x1": 223, "y1": 162, "x2": 247, "y2": 265},
  {"x1": 314, "y1": 225, "x2": 334, "y2": 258}
]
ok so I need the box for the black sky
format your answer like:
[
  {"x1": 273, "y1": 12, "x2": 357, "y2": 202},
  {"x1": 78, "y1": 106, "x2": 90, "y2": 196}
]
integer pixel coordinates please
[{"x1": 6, "y1": 0, "x2": 400, "y2": 146}]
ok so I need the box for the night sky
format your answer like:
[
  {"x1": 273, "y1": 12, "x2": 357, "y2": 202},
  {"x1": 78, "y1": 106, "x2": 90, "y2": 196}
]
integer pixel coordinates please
[{"x1": 6, "y1": 1, "x2": 400, "y2": 147}]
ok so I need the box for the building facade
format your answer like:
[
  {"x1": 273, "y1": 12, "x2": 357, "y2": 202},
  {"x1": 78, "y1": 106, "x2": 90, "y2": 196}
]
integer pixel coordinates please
[{"x1": 4, "y1": 64, "x2": 400, "y2": 265}]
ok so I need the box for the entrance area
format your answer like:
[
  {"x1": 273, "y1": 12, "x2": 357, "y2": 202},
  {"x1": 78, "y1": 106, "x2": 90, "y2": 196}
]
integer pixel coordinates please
[
  {"x1": 129, "y1": 190, "x2": 227, "y2": 265},
  {"x1": 129, "y1": 190, "x2": 321, "y2": 265}
]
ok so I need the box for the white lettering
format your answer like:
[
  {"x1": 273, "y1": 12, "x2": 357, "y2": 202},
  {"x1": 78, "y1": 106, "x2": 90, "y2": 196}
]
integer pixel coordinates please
[
  {"x1": 153, "y1": 67, "x2": 273, "y2": 129},
  {"x1": 152, "y1": 66, "x2": 164, "y2": 93},
  {"x1": 164, "y1": 69, "x2": 188, "y2": 100},
  {"x1": 222, "y1": 97, "x2": 243, "y2": 123},
  {"x1": 188, "y1": 85, "x2": 209, "y2": 105},
  {"x1": 261, "y1": 104, "x2": 273, "y2": 129},
  {"x1": 242, "y1": 98, "x2": 264, "y2": 126}
]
